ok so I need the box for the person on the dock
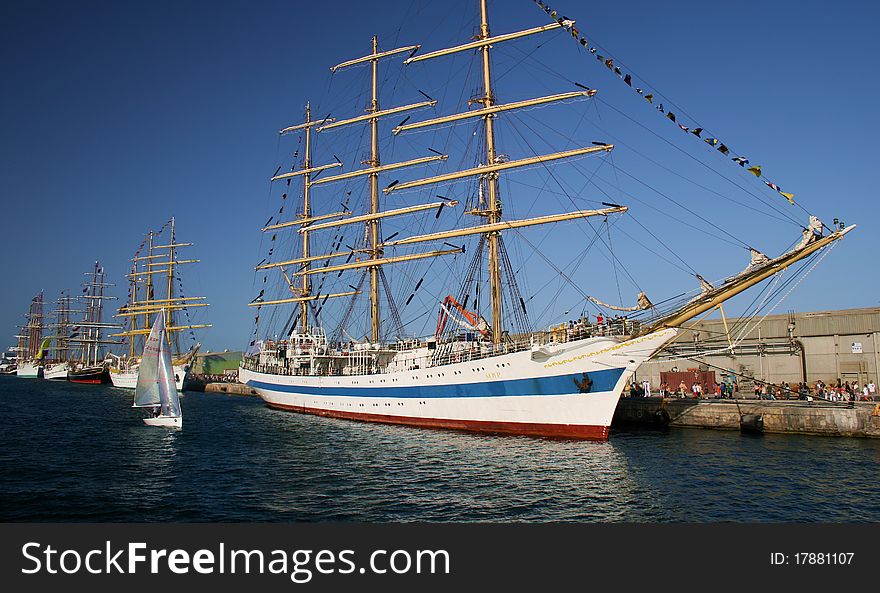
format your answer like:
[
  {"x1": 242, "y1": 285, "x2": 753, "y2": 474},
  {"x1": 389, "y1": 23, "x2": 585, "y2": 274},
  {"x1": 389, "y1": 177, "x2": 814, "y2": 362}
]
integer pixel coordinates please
[
  {"x1": 679, "y1": 380, "x2": 688, "y2": 398},
  {"x1": 659, "y1": 381, "x2": 668, "y2": 398},
  {"x1": 868, "y1": 380, "x2": 876, "y2": 398},
  {"x1": 642, "y1": 379, "x2": 651, "y2": 397}
]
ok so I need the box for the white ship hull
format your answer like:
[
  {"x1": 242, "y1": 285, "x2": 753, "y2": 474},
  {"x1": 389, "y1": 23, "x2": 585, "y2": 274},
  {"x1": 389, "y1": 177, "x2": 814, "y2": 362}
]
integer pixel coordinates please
[
  {"x1": 43, "y1": 363, "x2": 70, "y2": 380},
  {"x1": 16, "y1": 361, "x2": 42, "y2": 378},
  {"x1": 110, "y1": 365, "x2": 188, "y2": 391},
  {"x1": 241, "y1": 329, "x2": 676, "y2": 440}
]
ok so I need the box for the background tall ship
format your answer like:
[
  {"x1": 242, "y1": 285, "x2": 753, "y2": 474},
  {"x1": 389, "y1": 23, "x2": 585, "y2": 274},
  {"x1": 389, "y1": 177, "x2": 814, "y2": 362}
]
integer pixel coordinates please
[
  {"x1": 69, "y1": 261, "x2": 122, "y2": 383},
  {"x1": 42, "y1": 263, "x2": 122, "y2": 382},
  {"x1": 14, "y1": 291, "x2": 45, "y2": 378},
  {"x1": 43, "y1": 291, "x2": 78, "y2": 380},
  {"x1": 110, "y1": 218, "x2": 210, "y2": 390},
  {"x1": 240, "y1": 0, "x2": 853, "y2": 439}
]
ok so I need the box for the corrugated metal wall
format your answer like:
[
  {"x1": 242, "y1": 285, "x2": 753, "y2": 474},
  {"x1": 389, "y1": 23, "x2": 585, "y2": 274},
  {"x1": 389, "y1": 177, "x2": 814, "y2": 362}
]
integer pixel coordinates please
[
  {"x1": 641, "y1": 307, "x2": 880, "y2": 387},
  {"x1": 671, "y1": 307, "x2": 880, "y2": 341}
]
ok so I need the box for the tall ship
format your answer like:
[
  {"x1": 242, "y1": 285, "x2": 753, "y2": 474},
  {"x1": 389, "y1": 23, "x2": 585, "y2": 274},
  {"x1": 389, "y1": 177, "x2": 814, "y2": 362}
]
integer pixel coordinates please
[
  {"x1": 43, "y1": 291, "x2": 78, "y2": 380},
  {"x1": 110, "y1": 218, "x2": 210, "y2": 390},
  {"x1": 240, "y1": 1, "x2": 854, "y2": 439},
  {"x1": 67, "y1": 261, "x2": 122, "y2": 383},
  {"x1": 14, "y1": 291, "x2": 45, "y2": 378}
]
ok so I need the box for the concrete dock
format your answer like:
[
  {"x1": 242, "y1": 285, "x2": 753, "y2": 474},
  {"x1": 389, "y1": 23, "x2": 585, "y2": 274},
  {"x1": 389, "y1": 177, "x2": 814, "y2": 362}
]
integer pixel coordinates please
[
  {"x1": 203, "y1": 382, "x2": 258, "y2": 396},
  {"x1": 613, "y1": 397, "x2": 880, "y2": 438}
]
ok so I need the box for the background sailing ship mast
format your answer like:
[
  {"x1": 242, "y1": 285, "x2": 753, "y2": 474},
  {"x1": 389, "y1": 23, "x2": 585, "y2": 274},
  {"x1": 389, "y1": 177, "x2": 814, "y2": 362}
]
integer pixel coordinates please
[
  {"x1": 114, "y1": 218, "x2": 210, "y2": 357},
  {"x1": 46, "y1": 292, "x2": 77, "y2": 366},
  {"x1": 15, "y1": 291, "x2": 44, "y2": 362},
  {"x1": 69, "y1": 262, "x2": 121, "y2": 368}
]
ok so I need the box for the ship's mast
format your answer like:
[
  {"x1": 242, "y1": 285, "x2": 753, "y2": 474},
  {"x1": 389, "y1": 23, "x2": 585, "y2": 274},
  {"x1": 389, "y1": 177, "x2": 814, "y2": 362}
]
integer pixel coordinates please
[
  {"x1": 29, "y1": 292, "x2": 43, "y2": 359},
  {"x1": 144, "y1": 230, "x2": 154, "y2": 340},
  {"x1": 128, "y1": 261, "x2": 137, "y2": 358},
  {"x1": 386, "y1": 4, "x2": 618, "y2": 343},
  {"x1": 76, "y1": 261, "x2": 119, "y2": 367},
  {"x1": 368, "y1": 35, "x2": 382, "y2": 343},
  {"x1": 166, "y1": 217, "x2": 179, "y2": 352},
  {"x1": 301, "y1": 103, "x2": 313, "y2": 333},
  {"x1": 478, "y1": 0, "x2": 503, "y2": 345},
  {"x1": 114, "y1": 222, "x2": 211, "y2": 355},
  {"x1": 255, "y1": 38, "x2": 455, "y2": 337}
]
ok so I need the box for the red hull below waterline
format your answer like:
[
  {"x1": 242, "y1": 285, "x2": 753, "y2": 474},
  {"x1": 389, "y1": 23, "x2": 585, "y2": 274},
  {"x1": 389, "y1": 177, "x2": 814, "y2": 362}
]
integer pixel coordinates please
[{"x1": 265, "y1": 401, "x2": 610, "y2": 440}]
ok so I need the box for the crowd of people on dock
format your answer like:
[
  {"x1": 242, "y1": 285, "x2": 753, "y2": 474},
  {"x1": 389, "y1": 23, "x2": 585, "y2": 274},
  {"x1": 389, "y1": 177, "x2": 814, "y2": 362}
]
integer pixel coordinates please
[{"x1": 625, "y1": 377, "x2": 878, "y2": 402}]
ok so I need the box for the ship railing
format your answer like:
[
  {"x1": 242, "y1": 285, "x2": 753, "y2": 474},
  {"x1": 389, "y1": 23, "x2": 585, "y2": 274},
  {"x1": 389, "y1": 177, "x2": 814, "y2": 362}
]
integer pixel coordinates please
[{"x1": 241, "y1": 320, "x2": 638, "y2": 376}]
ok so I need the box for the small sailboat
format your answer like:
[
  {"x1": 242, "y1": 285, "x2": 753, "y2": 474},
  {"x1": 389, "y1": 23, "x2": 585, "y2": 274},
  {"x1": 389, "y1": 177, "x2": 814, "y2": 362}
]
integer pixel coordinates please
[{"x1": 134, "y1": 311, "x2": 183, "y2": 428}]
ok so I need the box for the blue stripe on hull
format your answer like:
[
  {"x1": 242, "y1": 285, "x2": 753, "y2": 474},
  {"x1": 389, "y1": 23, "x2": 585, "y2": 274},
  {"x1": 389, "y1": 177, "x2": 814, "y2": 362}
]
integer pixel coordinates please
[{"x1": 247, "y1": 367, "x2": 625, "y2": 399}]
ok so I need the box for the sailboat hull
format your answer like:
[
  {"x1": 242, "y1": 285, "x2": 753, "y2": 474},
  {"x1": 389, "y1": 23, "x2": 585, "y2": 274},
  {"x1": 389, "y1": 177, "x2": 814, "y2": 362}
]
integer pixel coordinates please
[
  {"x1": 16, "y1": 361, "x2": 42, "y2": 378},
  {"x1": 110, "y1": 366, "x2": 188, "y2": 391},
  {"x1": 143, "y1": 415, "x2": 182, "y2": 428},
  {"x1": 43, "y1": 363, "x2": 70, "y2": 380},
  {"x1": 69, "y1": 366, "x2": 109, "y2": 384},
  {"x1": 241, "y1": 329, "x2": 676, "y2": 440}
]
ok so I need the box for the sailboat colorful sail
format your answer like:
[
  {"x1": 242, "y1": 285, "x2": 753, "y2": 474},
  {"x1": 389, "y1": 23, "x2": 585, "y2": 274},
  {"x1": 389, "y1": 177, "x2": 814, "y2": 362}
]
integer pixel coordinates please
[
  {"x1": 34, "y1": 338, "x2": 51, "y2": 361},
  {"x1": 136, "y1": 311, "x2": 182, "y2": 428}
]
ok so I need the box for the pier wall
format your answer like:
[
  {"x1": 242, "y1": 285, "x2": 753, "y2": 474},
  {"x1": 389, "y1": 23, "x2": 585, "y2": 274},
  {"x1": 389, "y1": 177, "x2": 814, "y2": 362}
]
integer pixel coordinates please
[
  {"x1": 613, "y1": 398, "x2": 880, "y2": 438},
  {"x1": 203, "y1": 382, "x2": 257, "y2": 396}
]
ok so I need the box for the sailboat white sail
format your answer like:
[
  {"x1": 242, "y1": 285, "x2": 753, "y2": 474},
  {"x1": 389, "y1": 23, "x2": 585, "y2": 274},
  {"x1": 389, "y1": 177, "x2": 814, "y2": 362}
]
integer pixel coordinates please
[{"x1": 135, "y1": 311, "x2": 183, "y2": 428}]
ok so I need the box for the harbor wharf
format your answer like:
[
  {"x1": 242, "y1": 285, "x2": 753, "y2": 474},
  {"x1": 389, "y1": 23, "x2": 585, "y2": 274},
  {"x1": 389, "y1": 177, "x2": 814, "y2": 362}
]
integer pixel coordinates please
[
  {"x1": 614, "y1": 397, "x2": 880, "y2": 438},
  {"x1": 203, "y1": 381, "x2": 257, "y2": 396}
]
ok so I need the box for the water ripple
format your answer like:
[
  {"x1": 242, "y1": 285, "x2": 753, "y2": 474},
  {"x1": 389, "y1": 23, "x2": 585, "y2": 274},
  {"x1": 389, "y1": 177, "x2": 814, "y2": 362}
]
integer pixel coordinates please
[{"x1": 1, "y1": 376, "x2": 878, "y2": 522}]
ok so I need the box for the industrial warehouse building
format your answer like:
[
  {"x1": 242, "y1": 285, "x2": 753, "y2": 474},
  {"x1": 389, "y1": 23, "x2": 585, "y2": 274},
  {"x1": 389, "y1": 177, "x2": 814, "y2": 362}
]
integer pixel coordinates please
[{"x1": 638, "y1": 307, "x2": 880, "y2": 391}]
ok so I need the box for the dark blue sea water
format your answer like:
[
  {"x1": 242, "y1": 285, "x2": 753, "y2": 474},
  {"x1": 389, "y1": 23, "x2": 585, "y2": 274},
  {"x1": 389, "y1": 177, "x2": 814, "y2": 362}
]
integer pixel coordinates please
[{"x1": 1, "y1": 376, "x2": 878, "y2": 522}]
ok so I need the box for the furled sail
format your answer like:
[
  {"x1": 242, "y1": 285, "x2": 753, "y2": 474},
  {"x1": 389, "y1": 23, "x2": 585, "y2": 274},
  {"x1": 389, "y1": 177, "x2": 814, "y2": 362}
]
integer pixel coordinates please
[
  {"x1": 133, "y1": 311, "x2": 179, "y2": 415},
  {"x1": 587, "y1": 291, "x2": 653, "y2": 312}
]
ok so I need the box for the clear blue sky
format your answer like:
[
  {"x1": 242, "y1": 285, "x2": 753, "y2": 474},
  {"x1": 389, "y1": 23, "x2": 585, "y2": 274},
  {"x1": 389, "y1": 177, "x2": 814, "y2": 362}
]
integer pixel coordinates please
[{"x1": 2, "y1": 0, "x2": 877, "y2": 351}]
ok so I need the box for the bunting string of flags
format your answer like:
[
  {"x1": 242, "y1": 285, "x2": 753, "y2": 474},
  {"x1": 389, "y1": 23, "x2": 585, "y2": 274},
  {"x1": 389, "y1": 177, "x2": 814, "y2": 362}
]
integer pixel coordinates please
[{"x1": 531, "y1": 0, "x2": 797, "y2": 206}]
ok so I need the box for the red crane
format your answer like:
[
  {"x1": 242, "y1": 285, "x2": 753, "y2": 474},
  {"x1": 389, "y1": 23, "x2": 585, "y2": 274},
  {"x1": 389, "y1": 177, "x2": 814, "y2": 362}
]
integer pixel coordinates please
[{"x1": 435, "y1": 295, "x2": 490, "y2": 340}]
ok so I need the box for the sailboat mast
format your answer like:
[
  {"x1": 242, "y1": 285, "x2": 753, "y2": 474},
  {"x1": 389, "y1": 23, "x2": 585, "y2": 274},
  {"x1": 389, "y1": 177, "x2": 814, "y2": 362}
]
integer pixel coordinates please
[
  {"x1": 479, "y1": 0, "x2": 503, "y2": 345},
  {"x1": 369, "y1": 35, "x2": 382, "y2": 343},
  {"x1": 301, "y1": 103, "x2": 313, "y2": 333}
]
